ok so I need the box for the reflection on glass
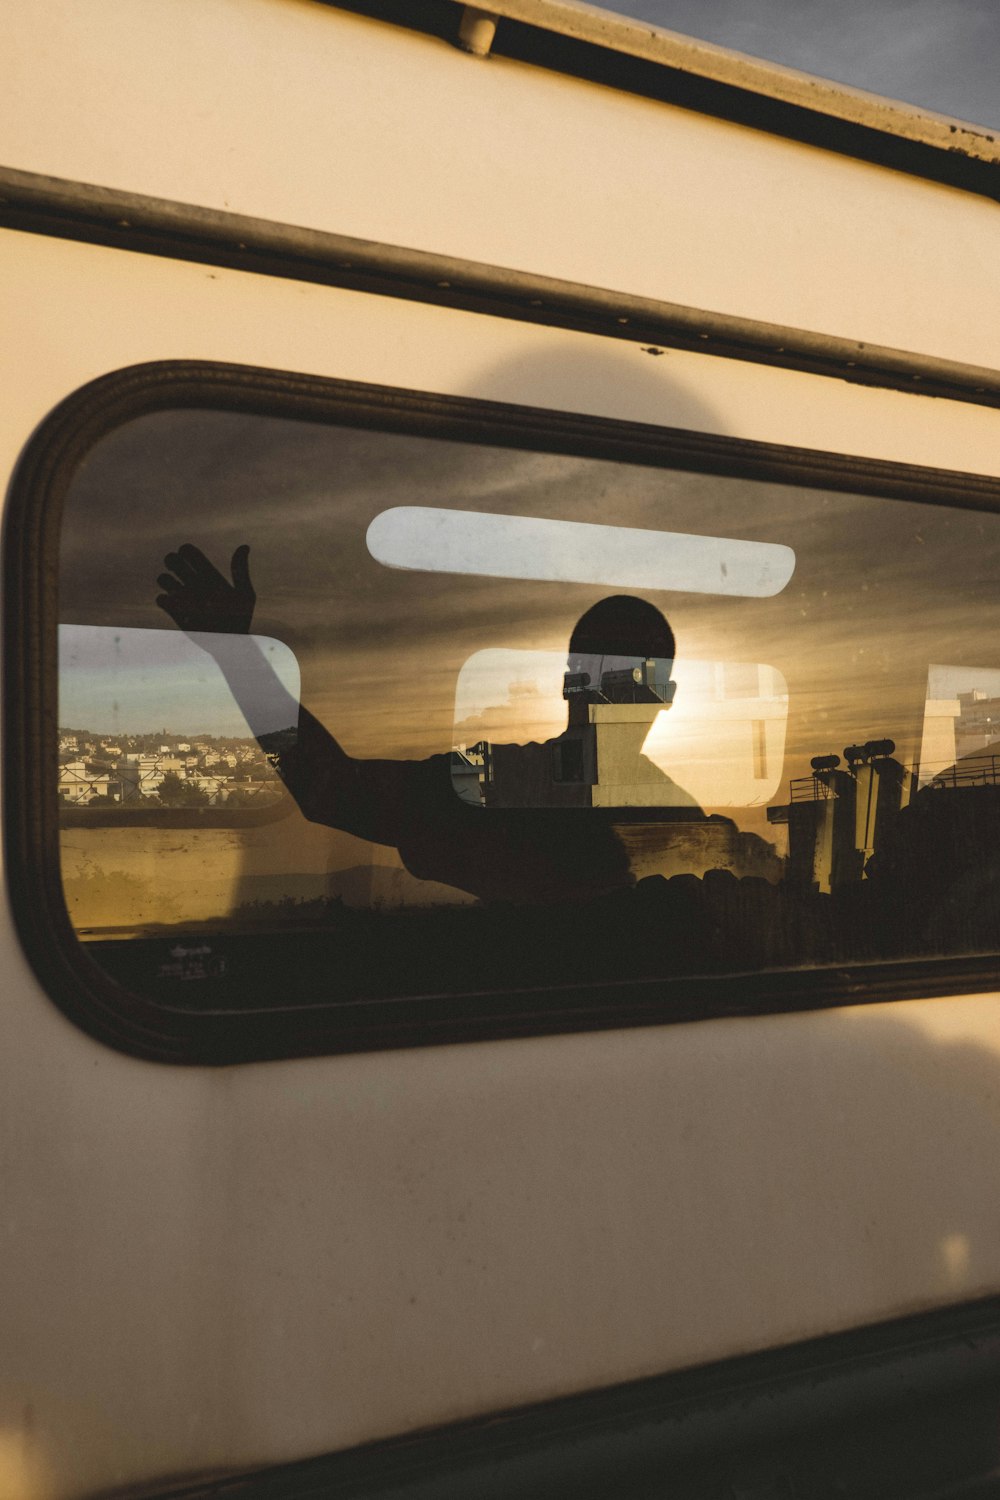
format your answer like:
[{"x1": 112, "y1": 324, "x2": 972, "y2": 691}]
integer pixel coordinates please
[
  {"x1": 919, "y1": 665, "x2": 1000, "y2": 786},
  {"x1": 453, "y1": 648, "x2": 787, "y2": 809},
  {"x1": 59, "y1": 625, "x2": 299, "y2": 806},
  {"x1": 367, "y1": 505, "x2": 797, "y2": 596},
  {"x1": 53, "y1": 407, "x2": 1000, "y2": 1007}
]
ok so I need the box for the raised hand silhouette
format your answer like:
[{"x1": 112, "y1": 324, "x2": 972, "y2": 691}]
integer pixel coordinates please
[
  {"x1": 156, "y1": 543, "x2": 256, "y2": 635},
  {"x1": 154, "y1": 543, "x2": 706, "y2": 902}
]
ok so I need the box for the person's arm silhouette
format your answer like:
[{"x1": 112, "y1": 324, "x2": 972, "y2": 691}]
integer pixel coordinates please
[
  {"x1": 156, "y1": 543, "x2": 256, "y2": 635},
  {"x1": 155, "y1": 544, "x2": 409, "y2": 845}
]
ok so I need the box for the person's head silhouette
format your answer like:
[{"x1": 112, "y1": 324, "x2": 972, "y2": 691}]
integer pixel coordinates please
[{"x1": 563, "y1": 596, "x2": 677, "y2": 724}]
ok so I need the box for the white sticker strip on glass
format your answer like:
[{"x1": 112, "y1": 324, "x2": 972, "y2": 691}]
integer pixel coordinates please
[
  {"x1": 59, "y1": 625, "x2": 301, "y2": 738},
  {"x1": 453, "y1": 649, "x2": 788, "y2": 809},
  {"x1": 366, "y1": 508, "x2": 797, "y2": 598}
]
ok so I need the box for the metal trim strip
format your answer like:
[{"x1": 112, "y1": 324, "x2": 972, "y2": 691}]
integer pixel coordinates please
[{"x1": 4, "y1": 165, "x2": 1000, "y2": 413}]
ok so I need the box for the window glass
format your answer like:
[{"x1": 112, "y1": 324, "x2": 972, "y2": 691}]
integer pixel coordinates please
[{"x1": 57, "y1": 406, "x2": 1000, "y2": 1008}]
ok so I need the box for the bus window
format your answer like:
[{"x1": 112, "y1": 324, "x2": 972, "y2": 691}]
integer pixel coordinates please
[{"x1": 12, "y1": 364, "x2": 1000, "y2": 1059}]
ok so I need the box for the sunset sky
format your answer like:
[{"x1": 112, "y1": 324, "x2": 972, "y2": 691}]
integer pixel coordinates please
[{"x1": 60, "y1": 406, "x2": 1000, "y2": 827}]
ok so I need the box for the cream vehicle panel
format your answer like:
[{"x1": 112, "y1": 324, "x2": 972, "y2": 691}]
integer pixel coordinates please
[
  {"x1": 3, "y1": 3, "x2": 1000, "y2": 1498},
  {"x1": 3, "y1": 0, "x2": 1000, "y2": 365}
]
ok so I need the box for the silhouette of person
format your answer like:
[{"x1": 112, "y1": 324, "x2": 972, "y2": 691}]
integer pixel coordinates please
[
  {"x1": 483, "y1": 594, "x2": 701, "y2": 815},
  {"x1": 156, "y1": 544, "x2": 704, "y2": 904}
]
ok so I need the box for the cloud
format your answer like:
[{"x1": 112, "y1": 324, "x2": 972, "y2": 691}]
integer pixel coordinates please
[{"x1": 58, "y1": 405, "x2": 1000, "y2": 801}]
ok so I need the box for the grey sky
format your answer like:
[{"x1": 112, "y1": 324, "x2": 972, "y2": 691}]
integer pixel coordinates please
[{"x1": 606, "y1": 0, "x2": 1000, "y2": 131}]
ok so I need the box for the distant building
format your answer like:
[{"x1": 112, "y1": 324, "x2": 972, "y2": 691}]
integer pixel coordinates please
[
  {"x1": 453, "y1": 694, "x2": 781, "y2": 881},
  {"x1": 955, "y1": 690, "x2": 1000, "y2": 761},
  {"x1": 58, "y1": 760, "x2": 118, "y2": 805},
  {"x1": 450, "y1": 743, "x2": 492, "y2": 806},
  {"x1": 768, "y1": 740, "x2": 914, "y2": 893},
  {"x1": 56, "y1": 729, "x2": 282, "y2": 808}
]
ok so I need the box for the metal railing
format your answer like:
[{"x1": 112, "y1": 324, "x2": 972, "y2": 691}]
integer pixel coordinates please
[
  {"x1": 789, "y1": 776, "x2": 838, "y2": 803},
  {"x1": 928, "y1": 754, "x2": 1000, "y2": 790}
]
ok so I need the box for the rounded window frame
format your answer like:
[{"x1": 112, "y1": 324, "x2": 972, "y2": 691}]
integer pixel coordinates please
[{"x1": 8, "y1": 358, "x2": 1000, "y2": 1064}]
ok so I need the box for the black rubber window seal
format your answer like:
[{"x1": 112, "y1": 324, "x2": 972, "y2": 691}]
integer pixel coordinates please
[{"x1": 6, "y1": 357, "x2": 1000, "y2": 1065}]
